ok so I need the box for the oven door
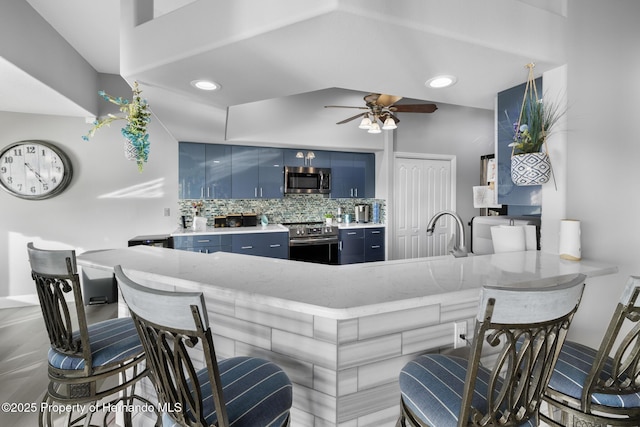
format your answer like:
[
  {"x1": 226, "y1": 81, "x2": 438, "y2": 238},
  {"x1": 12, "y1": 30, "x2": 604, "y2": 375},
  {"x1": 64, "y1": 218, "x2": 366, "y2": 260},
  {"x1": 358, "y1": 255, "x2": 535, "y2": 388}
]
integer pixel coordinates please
[{"x1": 289, "y1": 238, "x2": 338, "y2": 265}]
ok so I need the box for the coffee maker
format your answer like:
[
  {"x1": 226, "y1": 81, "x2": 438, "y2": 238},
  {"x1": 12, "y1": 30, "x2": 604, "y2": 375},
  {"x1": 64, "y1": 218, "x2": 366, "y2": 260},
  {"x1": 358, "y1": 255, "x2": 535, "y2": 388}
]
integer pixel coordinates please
[{"x1": 355, "y1": 204, "x2": 370, "y2": 223}]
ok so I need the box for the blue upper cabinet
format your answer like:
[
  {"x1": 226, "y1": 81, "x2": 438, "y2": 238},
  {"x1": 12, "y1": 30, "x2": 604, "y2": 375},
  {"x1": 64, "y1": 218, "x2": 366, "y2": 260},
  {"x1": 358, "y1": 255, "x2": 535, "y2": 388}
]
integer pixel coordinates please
[
  {"x1": 205, "y1": 144, "x2": 232, "y2": 199},
  {"x1": 330, "y1": 152, "x2": 375, "y2": 198},
  {"x1": 180, "y1": 142, "x2": 374, "y2": 200},
  {"x1": 179, "y1": 142, "x2": 205, "y2": 199},
  {"x1": 179, "y1": 142, "x2": 231, "y2": 199},
  {"x1": 231, "y1": 146, "x2": 283, "y2": 199},
  {"x1": 258, "y1": 147, "x2": 284, "y2": 198},
  {"x1": 283, "y1": 149, "x2": 331, "y2": 168}
]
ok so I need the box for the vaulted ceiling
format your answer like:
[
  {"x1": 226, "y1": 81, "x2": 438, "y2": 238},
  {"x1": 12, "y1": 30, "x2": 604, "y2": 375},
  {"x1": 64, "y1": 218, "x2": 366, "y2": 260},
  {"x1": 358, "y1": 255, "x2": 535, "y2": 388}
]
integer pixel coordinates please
[{"x1": 1, "y1": 0, "x2": 568, "y2": 144}]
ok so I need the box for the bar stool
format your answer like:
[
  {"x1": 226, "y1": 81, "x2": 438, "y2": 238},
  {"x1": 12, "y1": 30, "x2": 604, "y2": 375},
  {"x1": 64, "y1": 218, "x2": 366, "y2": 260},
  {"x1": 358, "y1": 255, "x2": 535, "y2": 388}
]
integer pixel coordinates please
[
  {"x1": 27, "y1": 242, "x2": 155, "y2": 426},
  {"x1": 541, "y1": 276, "x2": 640, "y2": 426},
  {"x1": 114, "y1": 265, "x2": 293, "y2": 427},
  {"x1": 397, "y1": 274, "x2": 586, "y2": 427}
]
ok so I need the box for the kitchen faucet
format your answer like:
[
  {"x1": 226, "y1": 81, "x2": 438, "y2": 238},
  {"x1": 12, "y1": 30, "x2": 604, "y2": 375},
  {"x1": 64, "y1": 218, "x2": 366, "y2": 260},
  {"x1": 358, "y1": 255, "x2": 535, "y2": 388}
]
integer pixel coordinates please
[{"x1": 426, "y1": 210, "x2": 468, "y2": 257}]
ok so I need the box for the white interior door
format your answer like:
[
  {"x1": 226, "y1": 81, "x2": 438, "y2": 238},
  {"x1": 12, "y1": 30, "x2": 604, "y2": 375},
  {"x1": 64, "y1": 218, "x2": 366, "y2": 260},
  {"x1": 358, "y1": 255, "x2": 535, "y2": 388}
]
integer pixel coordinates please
[{"x1": 392, "y1": 156, "x2": 453, "y2": 259}]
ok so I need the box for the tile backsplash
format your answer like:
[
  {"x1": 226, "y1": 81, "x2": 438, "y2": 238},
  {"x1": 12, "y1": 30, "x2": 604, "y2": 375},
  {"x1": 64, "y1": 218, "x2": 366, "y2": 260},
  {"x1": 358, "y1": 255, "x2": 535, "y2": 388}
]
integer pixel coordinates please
[{"x1": 178, "y1": 195, "x2": 386, "y2": 226}]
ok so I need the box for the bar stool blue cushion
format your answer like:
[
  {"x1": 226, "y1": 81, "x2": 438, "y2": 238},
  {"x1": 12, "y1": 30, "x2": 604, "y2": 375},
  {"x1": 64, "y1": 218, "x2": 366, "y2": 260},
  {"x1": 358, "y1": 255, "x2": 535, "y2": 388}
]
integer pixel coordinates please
[
  {"x1": 549, "y1": 340, "x2": 640, "y2": 408},
  {"x1": 48, "y1": 317, "x2": 142, "y2": 370},
  {"x1": 399, "y1": 354, "x2": 536, "y2": 427},
  {"x1": 162, "y1": 356, "x2": 292, "y2": 427}
]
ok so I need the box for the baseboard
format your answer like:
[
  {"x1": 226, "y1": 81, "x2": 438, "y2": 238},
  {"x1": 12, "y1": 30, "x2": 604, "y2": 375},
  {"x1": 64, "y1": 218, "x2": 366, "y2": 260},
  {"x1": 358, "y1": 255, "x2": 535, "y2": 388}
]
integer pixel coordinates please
[{"x1": 0, "y1": 294, "x2": 40, "y2": 309}]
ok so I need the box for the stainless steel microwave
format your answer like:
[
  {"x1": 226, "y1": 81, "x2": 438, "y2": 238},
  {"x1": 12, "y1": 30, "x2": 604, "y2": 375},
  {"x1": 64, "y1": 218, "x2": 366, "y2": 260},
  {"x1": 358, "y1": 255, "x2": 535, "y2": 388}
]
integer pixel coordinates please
[{"x1": 284, "y1": 166, "x2": 331, "y2": 195}]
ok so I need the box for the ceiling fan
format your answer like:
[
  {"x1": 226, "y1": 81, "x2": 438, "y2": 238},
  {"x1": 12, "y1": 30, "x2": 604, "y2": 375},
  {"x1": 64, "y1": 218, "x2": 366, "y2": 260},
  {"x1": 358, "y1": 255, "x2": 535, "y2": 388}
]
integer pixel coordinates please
[{"x1": 324, "y1": 93, "x2": 437, "y2": 133}]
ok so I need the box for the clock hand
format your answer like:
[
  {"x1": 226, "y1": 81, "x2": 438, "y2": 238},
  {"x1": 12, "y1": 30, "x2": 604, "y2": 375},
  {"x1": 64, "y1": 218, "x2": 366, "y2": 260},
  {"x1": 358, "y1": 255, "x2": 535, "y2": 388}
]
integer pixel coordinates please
[{"x1": 24, "y1": 162, "x2": 46, "y2": 184}]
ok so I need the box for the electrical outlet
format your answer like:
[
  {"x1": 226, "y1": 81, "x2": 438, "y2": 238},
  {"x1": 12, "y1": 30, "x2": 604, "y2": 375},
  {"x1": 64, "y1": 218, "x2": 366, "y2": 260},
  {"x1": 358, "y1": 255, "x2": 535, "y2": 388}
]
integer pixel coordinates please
[
  {"x1": 163, "y1": 208, "x2": 170, "y2": 217},
  {"x1": 454, "y1": 321, "x2": 467, "y2": 349}
]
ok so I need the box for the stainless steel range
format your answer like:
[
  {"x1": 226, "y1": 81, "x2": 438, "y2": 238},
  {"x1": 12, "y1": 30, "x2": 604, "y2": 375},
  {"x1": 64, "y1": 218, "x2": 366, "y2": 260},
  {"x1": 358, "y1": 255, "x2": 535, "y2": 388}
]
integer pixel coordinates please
[{"x1": 284, "y1": 222, "x2": 339, "y2": 264}]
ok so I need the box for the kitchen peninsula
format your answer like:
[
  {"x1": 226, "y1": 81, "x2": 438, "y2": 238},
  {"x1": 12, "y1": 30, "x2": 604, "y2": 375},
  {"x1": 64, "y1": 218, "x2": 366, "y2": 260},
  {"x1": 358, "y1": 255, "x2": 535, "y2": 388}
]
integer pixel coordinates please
[{"x1": 77, "y1": 247, "x2": 616, "y2": 427}]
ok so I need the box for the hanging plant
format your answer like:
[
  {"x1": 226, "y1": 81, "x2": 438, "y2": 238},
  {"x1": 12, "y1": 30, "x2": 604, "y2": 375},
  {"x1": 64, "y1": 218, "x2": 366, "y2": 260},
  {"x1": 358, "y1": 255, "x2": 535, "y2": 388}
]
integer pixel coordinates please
[
  {"x1": 83, "y1": 81, "x2": 151, "y2": 172},
  {"x1": 508, "y1": 63, "x2": 566, "y2": 186}
]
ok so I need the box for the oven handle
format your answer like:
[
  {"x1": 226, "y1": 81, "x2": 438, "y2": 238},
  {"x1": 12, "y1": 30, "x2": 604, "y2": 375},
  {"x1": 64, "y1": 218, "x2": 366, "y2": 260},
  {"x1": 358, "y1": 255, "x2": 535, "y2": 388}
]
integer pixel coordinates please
[{"x1": 289, "y1": 237, "x2": 339, "y2": 246}]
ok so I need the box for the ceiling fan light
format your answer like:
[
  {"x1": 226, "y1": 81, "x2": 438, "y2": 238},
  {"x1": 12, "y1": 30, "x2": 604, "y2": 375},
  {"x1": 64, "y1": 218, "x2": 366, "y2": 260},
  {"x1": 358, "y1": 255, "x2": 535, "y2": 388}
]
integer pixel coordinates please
[
  {"x1": 358, "y1": 116, "x2": 372, "y2": 129},
  {"x1": 368, "y1": 122, "x2": 381, "y2": 134},
  {"x1": 382, "y1": 117, "x2": 397, "y2": 130}
]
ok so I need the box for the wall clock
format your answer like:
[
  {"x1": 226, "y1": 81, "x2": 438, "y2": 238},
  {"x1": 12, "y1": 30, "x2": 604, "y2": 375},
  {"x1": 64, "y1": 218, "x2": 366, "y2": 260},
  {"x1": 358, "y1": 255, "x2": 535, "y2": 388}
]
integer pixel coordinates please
[{"x1": 0, "y1": 140, "x2": 73, "y2": 200}]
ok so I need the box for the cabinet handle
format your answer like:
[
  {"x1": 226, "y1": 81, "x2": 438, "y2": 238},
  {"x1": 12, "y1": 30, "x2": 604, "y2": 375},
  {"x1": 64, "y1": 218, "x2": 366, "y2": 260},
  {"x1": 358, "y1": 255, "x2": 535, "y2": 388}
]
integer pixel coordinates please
[
  {"x1": 354, "y1": 188, "x2": 358, "y2": 197},
  {"x1": 196, "y1": 239, "x2": 211, "y2": 243},
  {"x1": 255, "y1": 188, "x2": 258, "y2": 198},
  {"x1": 201, "y1": 187, "x2": 204, "y2": 198},
  {"x1": 207, "y1": 187, "x2": 210, "y2": 198},
  {"x1": 270, "y1": 244, "x2": 281, "y2": 248},
  {"x1": 339, "y1": 241, "x2": 343, "y2": 251},
  {"x1": 371, "y1": 245, "x2": 381, "y2": 249},
  {"x1": 260, "y1": 187, "x2": 263, "y2": 197},
  {"x1": 371, "y1": 231, "x2": 381, "y2": 234},
  {"x1": 350, "y1": 188, "x2": 354, "y2": 197},
  {"x1": 241, "y1": 245, "x2": 253, "y2": 250},
  {"x1": 347, "y1": 232, "x2": 357, "y2": 235}
]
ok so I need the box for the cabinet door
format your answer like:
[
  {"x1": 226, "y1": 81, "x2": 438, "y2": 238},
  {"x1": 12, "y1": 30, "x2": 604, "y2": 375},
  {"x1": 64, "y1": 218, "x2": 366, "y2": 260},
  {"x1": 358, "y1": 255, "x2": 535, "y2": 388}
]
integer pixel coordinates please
[
  {"x1": 258, "y1": 148, "x2": 284, "y2": 198},
  {"x1": 231, "y1": 146, "x2": 259, "y2": 198},
  {"x1": 361, "y1": 153, "x2": 376, "y2": 198},
  {"x1": 365, "y1": 227, "x2": 385, "y2": 262},
  {"x1": 205, "y1": 144, "x2": 232, "y2": 199},
  {"x1": 330, "y1": 152, "x2": 356, "y2": 198},
  {"x1": 338, "y1": 229, "x2": 365, "y2": 264},
  {"x1": 179, "y1": 142, "x2": 205, "y2": 199},
  {"x1": 173, "y1": 235, "x2": 232, "y2": 254},
  {"x1": 330, "y1": 152, "x2": 375, "y2": 198},
  {"x1": 232, "y1": 232, "x2": 288, "y2": 259},
  {"x1": 261, "y1": 232, "x2": 288, "y2": 259},
  {"x1": 351, "y1": 153, "x2": 368, "y2": 198}
]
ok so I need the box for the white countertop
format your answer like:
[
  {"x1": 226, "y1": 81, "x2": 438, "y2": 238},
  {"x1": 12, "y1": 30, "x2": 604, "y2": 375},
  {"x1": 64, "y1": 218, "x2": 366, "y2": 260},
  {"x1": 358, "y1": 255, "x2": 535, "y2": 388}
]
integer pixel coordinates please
[
  {"x1": 171, "y1": 222, "x2": 385, "y2": 236},
  {"x1": 77, "y1": 246, "x2": 616, "y2": 319},
  {"x1": 171, "y1": 224, "x2": 287, "y2": 236},
  {"x1": 337, "y1": 222, "x2": 385, "y2": 229}
]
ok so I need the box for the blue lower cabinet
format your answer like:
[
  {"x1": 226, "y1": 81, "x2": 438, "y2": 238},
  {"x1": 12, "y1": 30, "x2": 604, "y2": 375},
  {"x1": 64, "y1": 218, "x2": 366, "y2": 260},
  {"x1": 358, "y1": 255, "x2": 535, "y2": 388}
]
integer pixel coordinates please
[
  {"x1": 339, "y1": 227, "x2": 385, "y2": 264},
  {"x1": 172, "y1": 235, "x2": 232, "y2": 254},
  {"x1": 338, "y1": 229, "x2": 365, "y2": 265},
  {"x1": 231, "y1": 232, "x2": 288, "y2": 259},
  {"x1": 365, "y1": 228, "x2": 385, "y2": 262}
]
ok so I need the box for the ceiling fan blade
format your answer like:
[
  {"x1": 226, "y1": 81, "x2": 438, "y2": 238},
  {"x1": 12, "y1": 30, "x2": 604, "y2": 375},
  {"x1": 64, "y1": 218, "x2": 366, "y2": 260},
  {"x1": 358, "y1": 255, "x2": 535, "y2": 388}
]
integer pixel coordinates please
[
  {"x1": 376, "y1": 94, "x2": 403, "y2": 107},
  {"x1": 324, "y1": 105, "x2": 368, "y2": 110},
  {"x1": 390, "y1": 103, "x2": 438, "y2": 113},
  {"x1": 337, "y1": 112, "x2": 367, "y2": 125}
]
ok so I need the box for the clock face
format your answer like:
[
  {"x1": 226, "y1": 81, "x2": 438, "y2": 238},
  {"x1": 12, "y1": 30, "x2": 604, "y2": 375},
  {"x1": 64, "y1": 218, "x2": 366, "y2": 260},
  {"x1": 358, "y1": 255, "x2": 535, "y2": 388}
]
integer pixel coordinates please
[{"x1": 0, "y1": 141, "x2": 73, "y2": 200}]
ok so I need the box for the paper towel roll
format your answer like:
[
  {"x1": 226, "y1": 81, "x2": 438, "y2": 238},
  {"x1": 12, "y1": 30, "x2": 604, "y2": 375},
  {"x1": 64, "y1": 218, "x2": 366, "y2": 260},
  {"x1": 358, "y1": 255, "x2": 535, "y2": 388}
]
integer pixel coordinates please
[
  {"x1": 524, "y1": 225, "x2": 537, "y2": 251},
  {"x1": 559, "y1": 219, "x2": 581, "y2": 260},
  {"x1": 491, "y1": 225, "x2": 526, "y2": 253}
]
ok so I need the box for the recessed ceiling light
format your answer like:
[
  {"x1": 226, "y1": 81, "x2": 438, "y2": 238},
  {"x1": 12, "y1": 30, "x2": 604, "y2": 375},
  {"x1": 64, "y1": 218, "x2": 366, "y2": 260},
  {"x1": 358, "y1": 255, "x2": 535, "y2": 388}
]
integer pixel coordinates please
[
  {"x1": 191, "y1": 80, "x2": 220, "y2": 91},
  {"x1": 426, "y1": 75, "x2": 457, "y2": 89}
]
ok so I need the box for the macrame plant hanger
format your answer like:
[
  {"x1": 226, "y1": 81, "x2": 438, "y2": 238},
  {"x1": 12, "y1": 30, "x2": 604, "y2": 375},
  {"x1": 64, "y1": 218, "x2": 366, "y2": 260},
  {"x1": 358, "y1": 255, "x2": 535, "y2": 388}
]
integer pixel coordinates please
[{"x1": 511, "y1": 63, "x2": 556, "y2": 189}]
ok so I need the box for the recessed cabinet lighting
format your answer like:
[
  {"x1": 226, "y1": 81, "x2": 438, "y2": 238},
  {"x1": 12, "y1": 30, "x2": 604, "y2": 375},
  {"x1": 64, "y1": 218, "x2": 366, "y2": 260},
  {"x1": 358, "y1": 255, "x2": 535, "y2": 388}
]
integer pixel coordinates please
[
  {"x1": 191, "y1": 80, "x2": 220, "y2": 91},
  {"x1": 425, "y1": 75, "x2": 457, "y2": 89}
]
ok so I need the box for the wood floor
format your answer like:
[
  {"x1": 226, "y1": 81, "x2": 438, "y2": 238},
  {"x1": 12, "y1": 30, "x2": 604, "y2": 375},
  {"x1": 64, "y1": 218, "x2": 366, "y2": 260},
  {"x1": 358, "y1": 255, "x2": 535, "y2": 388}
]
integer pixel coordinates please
[{"x1": 0, "y1": 303, "x2": 117, "y2": 427}]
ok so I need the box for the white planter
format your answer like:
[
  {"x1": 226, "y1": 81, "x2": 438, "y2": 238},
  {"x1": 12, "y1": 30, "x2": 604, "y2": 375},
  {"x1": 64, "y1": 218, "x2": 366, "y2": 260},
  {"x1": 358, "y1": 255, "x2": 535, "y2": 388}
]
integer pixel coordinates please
[{"x1": 511, "y1": 152, "x2": 551, "y2": 186}]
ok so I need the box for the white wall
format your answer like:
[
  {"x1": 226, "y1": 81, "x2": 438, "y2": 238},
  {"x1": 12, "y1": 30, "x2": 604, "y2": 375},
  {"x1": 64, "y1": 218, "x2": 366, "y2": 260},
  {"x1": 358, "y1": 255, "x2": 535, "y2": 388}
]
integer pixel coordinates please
[
  {"x1": 0, "y1": 106, "x2": 179, "y2": 301},
  {"x1": 558, "y1": 0, "x2": 640, "y2": 347}
]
